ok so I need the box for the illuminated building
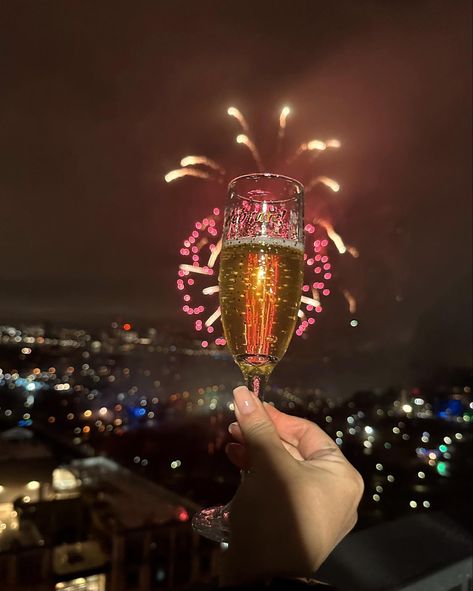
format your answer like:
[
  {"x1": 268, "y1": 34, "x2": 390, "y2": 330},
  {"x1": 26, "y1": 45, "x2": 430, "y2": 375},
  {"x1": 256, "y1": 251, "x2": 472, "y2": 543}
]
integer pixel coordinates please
[{"x1": 0, "y1": 433, "x2": 219, "y2": 590}]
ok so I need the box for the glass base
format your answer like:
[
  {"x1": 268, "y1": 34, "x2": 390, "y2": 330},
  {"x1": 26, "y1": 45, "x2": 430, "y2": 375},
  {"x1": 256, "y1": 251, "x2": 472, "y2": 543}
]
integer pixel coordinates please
[{"x1": 192, "y1": 503, "x2": 231, "y2": 543}]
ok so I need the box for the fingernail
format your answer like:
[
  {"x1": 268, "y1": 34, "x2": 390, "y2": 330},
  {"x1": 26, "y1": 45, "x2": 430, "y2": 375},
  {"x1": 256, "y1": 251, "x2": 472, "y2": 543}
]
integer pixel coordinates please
[
  {"x1": 228, "y1": 421, "x2": 238, "y2": 433},
  {"x1": 233, "y1": 386, "x2": 256, "y2": 415}
]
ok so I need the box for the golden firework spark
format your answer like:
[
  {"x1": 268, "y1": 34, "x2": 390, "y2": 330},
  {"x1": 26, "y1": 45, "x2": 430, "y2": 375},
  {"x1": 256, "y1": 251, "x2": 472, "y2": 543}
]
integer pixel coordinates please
[
  {"x1": 306, "y1": 139, "x2": 328, "y2": 151},
  {"x1": 197, "y1": 237, "x2": 209, "y2": 250},
  {"x1": 301, "y1": 295, "x2": 321, "y2": 308},
  {"x1": 179, "y1": 264, "x2": 213, "y2": 275},
  {"x1": 227, "y1": 106, "x2": 251, "y2": 135},
  {"x1": 343, "y1": 290, "x2": 357, "y2": 314},
  {"x1": 236, "y1": 134, "x2": 264, "y2": 171},
  {"x1": 286, "y1": 138, "x2": 327, "y2": 164},
  {"x1": 165, "y1": 168, "x2": 214, "y2": 183},
  {"x1": 325, "y1": 139, "x2": 342, "y2": 149},
  {"x1": 202, "y1": 285, "x2": 220, "y2": 295},
  {"x1": 207, "y1": 238, "x2": 222, "y2": 268},
  {"x1": 278, "y1": 105, "x2": 291, "y2": 138},
  {"x1": 347, "y1": 245, "x2": 360, "y2": 258},
  {"x1": 298, "y1": 139, "x2": 327, "y2": 154},
  {"x1": 205, "y1": 306, "x2": 221, "y2": 327},
  {"x1": 180, "y1": 155, "x2": 226, "y2": 174},
  {"x1": 306, "y1": 176, "x2": 341, "y2": 193},
  {"x1": 318, "y1": 220, "x2": 347, "y2": 254}
]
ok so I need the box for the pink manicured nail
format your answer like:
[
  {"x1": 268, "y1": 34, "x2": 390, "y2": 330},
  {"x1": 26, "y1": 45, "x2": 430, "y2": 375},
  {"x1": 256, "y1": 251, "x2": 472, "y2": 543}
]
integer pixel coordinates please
[
  {"x1": 228, "y1": 421, "x2": 239, "y2": 433},
  {"x1": 233, "y1": 386, "x2": 256, "y2": 415}
]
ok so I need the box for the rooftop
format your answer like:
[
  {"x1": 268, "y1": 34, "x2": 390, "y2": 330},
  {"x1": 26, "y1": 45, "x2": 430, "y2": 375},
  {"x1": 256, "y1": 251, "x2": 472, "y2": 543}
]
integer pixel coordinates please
[{"x1": 70, "y1": 456, "x2": 200, "y2": 530}]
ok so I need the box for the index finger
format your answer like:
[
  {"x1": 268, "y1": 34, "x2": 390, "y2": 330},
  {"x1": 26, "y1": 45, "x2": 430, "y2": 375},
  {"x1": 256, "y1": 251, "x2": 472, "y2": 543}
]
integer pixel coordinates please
[{"x1": 263, "y1": 403, "x2": 340, "y2": 460}]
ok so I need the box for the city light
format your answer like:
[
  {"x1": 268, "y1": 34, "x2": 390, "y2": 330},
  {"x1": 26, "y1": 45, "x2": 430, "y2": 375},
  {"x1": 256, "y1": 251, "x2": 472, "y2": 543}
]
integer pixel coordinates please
[
  {"x1": 177, "y1": 507, "x2": 189, "y2": 522},
  {"x1": 0, "y1": 319, "x2": 470, "y2": 579},
  {"x1": 437, "y1": 462, "x2": 448, "y2": 477}
]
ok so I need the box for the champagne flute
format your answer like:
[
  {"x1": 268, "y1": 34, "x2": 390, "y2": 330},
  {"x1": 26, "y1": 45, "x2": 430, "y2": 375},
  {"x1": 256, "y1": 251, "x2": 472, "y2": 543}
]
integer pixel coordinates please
[{"x1": 192, "y1": 173, "x2": 304, "y2": 542}]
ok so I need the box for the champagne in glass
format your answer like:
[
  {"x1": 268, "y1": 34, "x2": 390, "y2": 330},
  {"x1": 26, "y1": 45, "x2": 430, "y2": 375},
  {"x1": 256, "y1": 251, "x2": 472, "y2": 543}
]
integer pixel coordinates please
[
  {"x1": 219, "y1": 240, "x2": 304, "y2": 394},
  {"x1": 192, "y1": 173, "x2": 304, "y2": 541}
]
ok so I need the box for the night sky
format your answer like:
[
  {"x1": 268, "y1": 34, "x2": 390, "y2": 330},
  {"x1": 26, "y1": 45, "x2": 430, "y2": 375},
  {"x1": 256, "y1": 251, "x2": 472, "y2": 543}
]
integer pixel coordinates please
[{"x1": 1, "y1": 1, "x2": 471, "y2": 374}]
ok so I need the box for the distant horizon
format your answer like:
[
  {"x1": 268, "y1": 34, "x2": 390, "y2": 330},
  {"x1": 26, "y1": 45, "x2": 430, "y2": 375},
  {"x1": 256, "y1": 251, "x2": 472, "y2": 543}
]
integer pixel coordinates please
[{"x1": 1, "y1": 317, "x2": 471, "y2": 398}]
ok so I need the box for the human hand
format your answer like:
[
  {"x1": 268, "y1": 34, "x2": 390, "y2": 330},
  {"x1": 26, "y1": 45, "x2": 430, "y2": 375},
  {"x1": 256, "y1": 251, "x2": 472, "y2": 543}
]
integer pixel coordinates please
[{"x1": 220, "y1": 386, "x2": 364, "y2": 586}]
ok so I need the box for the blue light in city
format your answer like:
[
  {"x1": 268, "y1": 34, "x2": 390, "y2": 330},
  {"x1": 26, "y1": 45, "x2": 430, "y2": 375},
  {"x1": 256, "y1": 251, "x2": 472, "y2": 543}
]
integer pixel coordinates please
[
  {"x1": 436, "y1": 399, "x2": 463, "y2": 419},
  {"x1": 18, "y1": 419, "x2": 33, "y2": 427}
]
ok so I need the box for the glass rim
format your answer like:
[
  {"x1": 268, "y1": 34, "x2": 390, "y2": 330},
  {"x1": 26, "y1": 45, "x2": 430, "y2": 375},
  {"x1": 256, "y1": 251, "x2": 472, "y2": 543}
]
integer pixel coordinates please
[{"x1": 228, "y1": 172, "x2": 304, "y2": 203}]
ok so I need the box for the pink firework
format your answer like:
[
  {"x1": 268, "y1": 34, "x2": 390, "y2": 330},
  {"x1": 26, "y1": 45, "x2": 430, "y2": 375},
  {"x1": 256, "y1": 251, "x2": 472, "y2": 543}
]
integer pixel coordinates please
[
  {"x1": 177, "y1": 212, "x2": 333, "y2": 347},
  {"x1": 169, "y1": 104, "x2": 358, "y2": 346}
]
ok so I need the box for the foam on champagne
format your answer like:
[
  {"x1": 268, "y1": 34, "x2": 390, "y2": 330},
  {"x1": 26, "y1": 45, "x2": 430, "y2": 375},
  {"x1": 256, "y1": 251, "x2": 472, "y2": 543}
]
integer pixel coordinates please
[{"x1": 224, "y1": 235, "x2": 304, "y2": 252}]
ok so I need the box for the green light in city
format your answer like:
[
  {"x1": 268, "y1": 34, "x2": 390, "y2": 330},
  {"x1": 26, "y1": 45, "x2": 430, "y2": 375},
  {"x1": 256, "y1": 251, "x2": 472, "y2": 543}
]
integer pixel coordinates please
[
  {"x1": 439, "y1": 444, "x2": 448, "y2": 453},
  {"x1": 437, "y1": 461, "x2": 448, "y2": 476}
]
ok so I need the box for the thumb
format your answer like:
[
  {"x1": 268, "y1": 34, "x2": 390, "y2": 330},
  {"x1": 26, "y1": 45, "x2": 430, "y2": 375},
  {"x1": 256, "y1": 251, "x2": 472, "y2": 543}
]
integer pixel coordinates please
[{"x1": 233, "y1": 386, "x2": 286, "y2": 468}]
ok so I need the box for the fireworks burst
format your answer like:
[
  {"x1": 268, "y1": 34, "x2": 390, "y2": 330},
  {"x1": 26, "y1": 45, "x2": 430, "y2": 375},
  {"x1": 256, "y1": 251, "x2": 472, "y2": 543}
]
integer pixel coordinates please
[
  {"x1": 167, "y1": 105, "x2": 359, "y2": 346},
  {"x1": 176, "y1": 210, "x2": 333, "y2": 347}
]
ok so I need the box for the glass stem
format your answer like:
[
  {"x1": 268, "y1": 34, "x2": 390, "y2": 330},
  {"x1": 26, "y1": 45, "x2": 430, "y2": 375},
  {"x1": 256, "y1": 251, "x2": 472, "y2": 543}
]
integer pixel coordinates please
[{"x1": 246, "y1": 373, "x2": 267, "y2": 401}]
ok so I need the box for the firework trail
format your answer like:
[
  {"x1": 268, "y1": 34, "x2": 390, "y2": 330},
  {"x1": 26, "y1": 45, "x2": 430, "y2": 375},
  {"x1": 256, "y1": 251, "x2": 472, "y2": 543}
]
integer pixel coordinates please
[
  {"x1": 227, "y1": 106, "x2": 251, "y2": 135},
  {"x1": 278, "y1": 105, "x2": 291, "y2": 142},
  {"x1": 236, "y1": 134, "x2": 264, "y2": 171},
  {"x1": 180, "y1": 155, "x2": 225, "y2": 174},
  {"x1": 165, "y1": 168, "x2": 215, "y2": 183},
  {"x1": 306, "y1": 176, "x2": 341, "y2": 193}
]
